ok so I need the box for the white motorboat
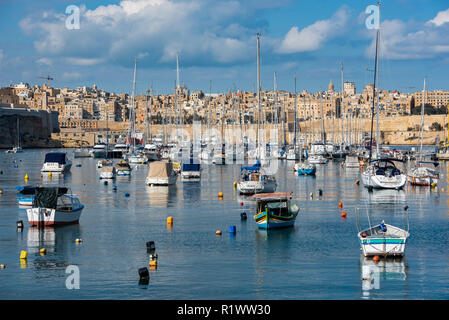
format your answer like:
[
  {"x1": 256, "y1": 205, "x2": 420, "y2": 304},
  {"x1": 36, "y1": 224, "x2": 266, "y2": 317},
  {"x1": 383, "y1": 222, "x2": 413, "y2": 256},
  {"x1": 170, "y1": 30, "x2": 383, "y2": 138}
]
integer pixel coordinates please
[
  {"x1": 286, "y1": 147, "x2": 300, "y2": 160},
  {"x1": 362, "y1": 159, "x2": 407, "y2": 190},
  {"x1": 345, "y1": 155, "x2": 360, "y2": 168},
  {"x1": 181, "y1": 162, "x2": 201, "y2": 179},
  {"x1": 116, "y1": 160, "x2": 132, "y2": 176},
  {"x1": 26, "y1": 187, "x2": 84, "y2": 226},
  {"x1": 145, "y1": 161, "x2": 178, "y2": 186},
  {"x1": 407, "y1": 161, "x2": 439, "y2": 186},
  {"x1": 237, "y1": 162, "x2": 277, "y2": 195},
  {"x1": 128, "y1": 152, "x2": 148, "y2": 164},
  {"x1": 41, "y1": 152, "x2": 72, "y2": 173},
  {"x1": 143, "y1": 144, "x2": 159, "y2": 161},
  {"x1": 308, "y1": 154, "x2": 328, "y2": 164},
  {"x1": 91, "y1": 143, "x2": 107, "y2": 158},
  {"x1": 73, "y1": 148, "x2": 91, "y2": 158}
]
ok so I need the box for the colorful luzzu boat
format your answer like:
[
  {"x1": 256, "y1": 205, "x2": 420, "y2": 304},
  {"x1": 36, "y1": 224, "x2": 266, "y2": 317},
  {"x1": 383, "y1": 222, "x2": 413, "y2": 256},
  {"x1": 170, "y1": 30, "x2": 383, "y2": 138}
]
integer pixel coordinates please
[{"x1": 252, "y1": 191, "x2": 299, "y2": 229}]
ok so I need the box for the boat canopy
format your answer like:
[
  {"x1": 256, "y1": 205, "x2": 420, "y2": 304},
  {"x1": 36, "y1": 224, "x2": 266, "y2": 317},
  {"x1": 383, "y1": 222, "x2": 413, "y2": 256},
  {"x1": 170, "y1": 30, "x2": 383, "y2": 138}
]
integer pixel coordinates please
[
  {"x1": 32, "y1": 187, "x2": 68, "y2": 209},
  {"x1": 240, "y1": 160, "x2": 261, "y2": 172},
  {"x1": 101, "y1": 166, "x2": 115, "y2": 173},
  {"x1": 250, "y1": 191, "x2": 293, "y2": 201},
  {"x1": 15, "y1": 185, "x2": 39, "y2": 195},
  {"x1": 182, "y1": 163, "x2": 200, "y2": 171},
  {"x1": 148, "y1": 161, "x2": 173, "y2": 178},
  {"x1": 44, "y1": 152, "x2": 67, "y2": 164}
]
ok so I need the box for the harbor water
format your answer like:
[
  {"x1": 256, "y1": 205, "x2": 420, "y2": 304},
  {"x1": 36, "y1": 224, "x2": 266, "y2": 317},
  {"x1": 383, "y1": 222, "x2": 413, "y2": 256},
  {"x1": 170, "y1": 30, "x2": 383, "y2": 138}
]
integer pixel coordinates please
[{"x1": 1, "y1": 149, "x2": 449, "y2": 299}]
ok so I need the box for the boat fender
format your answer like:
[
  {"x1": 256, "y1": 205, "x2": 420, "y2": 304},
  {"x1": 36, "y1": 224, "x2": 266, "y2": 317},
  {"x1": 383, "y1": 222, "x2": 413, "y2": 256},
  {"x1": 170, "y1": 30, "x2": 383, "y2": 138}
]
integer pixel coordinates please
[
  {"x1": 361, "y1": 233, "x2": 367, "y2": 238},
  {"x1": 16, "y1": 220, "x2": 24, "y2": 229},
  {"x1": 229, "y1": 226, "x2": 236, "y2": 233}
]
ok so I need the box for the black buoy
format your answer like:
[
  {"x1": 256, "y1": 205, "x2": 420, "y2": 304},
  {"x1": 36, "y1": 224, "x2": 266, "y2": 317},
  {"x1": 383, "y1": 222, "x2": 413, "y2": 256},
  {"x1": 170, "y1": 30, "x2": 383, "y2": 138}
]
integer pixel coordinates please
[
  {"x1": 318, "y1": 189, "x2": 323, "y2": 196},
  {"x1": 138, "y1": 267, "x2": 149, "y2": 285},
  {"x1": 404, "y1": 205, "x2": 409, "y2": 211},
  {"x1": 125, "y1": 192, "x2": 130, "y2": 197},
  {"x1": 146, "y1": 241, "x2": 155, "y2": 252},
  {"x1": 104, "y1": 180, "x2": 108, "y2": 185},
  {"x1": 240, "y1": 212, "x2": 247, "y2": 220},
  {"x1": 16, "y1": 220, "x2": 24, "y2": 229}
]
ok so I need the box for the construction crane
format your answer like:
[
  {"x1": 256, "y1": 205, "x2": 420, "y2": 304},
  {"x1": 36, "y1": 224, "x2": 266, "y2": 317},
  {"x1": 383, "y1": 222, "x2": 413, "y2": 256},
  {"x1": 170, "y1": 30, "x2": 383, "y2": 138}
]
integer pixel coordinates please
[{"x1": 38, "y1": 75, "x2": 54, "y2": 88}]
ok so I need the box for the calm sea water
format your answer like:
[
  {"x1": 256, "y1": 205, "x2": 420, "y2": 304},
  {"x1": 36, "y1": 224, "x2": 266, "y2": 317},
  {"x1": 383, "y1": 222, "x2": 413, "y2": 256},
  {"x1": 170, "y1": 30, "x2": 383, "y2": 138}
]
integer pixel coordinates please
[{"x1": 1, "y1": 148, "x2": 449, "y2": 300}]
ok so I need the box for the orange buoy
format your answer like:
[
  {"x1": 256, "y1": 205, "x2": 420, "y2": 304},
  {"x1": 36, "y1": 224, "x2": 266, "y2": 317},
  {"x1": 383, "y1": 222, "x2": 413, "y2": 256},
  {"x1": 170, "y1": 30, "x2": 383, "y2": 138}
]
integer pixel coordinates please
[
  {"x1": 341, "y1": 212, "x2": 347, "y2": 218},
  {"x1": 373, "y1": 255, "x2": 380, "y2": 263},
  {"x1": 216, "y1": 230, "x2": 222, "y2": 236},
  {"x1": 338, "y1": 202, "x2": 343, "y2": 209},
  {"x1": 355, "y1": 180, "x2": 360, "y2": 185},
  {"x1": 218, "y1": 192, "x2": 223, "y2": 198}
]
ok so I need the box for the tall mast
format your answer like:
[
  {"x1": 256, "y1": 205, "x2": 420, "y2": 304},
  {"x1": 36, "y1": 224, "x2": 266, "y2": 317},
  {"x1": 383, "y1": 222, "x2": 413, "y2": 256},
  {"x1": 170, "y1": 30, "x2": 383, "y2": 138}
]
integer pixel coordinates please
[
  {"x1": 294, "y1": 72, "x2": 297, "y2": 149},
  {"x1": 340, "y1": 62, "x2": 344, "y2": 147},
  {"x1": 256, "y1": 33, "x2": 261, "y2": 150},
  {"x1": 368, "y1": 3, "x2": 380, "y2": 163},
  {"x1": 129, "y1": 57, "x2": 137, "y2": 153},
  {"x1": 419, "y1": 77, "x2": 426, "y2": 161}
]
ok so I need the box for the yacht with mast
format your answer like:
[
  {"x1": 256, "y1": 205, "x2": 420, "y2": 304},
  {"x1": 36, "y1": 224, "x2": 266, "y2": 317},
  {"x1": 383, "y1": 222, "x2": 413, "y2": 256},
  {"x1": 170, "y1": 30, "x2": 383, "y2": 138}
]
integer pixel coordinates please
[
  {"x1": 6, "y1": 118, "x2": 23, "y2": 154},
  {"x1": 407, "y1": 78, "x2": 439, "y2": 186},
  {"x1": 361, "y1": 5, "x2": 407, "y2": 190}
]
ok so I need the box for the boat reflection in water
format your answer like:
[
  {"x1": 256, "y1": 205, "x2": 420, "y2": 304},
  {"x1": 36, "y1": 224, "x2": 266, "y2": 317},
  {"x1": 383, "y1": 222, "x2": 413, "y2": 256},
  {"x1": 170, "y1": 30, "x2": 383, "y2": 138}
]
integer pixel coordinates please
[
  {"x1": 27, "y1": 224, "x2": 81, "y2": 254},
  {"x1": 145, "y1": 185, "x2": 178, "y2": 208},
  {"x1": 360, "y1": 256, "x2": 407, "y2": 299},
  {"x1": 364, "y1": 188, "x2": 406, "y2": 204}
]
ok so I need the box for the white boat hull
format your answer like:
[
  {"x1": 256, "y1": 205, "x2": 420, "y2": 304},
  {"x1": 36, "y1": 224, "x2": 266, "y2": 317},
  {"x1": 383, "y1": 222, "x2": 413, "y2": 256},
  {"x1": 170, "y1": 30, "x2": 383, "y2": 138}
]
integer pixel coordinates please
[
  {"x1": 362, "y1": 171, "x2": 407, "y2": 190},
  {"x1": 237, "y1": 180, "x2": 277, "y2": 195},
  {"x1": 181, "y1": 171, "x2": 201, "y2": 179},
  {"x1": 145, "y1": 174, "x2": 178, "y2": 186},
  {"x1": 26, "y1": 207, "x2": 83, "y2": 226},
  {"x1": 41, "y1": 162, "x2": 72, "y2": 173}
]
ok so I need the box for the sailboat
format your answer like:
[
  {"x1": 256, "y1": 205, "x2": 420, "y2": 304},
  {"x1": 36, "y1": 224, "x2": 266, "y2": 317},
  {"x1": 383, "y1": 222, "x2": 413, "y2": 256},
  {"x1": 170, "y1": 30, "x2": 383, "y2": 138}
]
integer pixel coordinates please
[
  {"x1": 407, "y1": 78, "x2": 439, "y2": 186},
  {"x1": 361, "y1": 6, "x2": 406, "y2": 190},
  {"x1": 6, "y1": 118, "x2": 23, "y2": 154},
  {"x1": 236, "y1": 33, "x2": 277, "y2": 194},
  {"x1": 127, "y1": 58, "x2": 148, "y2": 165},
  {"x1": 286, "y1": 74, "x2": 300, "y2": 161}
]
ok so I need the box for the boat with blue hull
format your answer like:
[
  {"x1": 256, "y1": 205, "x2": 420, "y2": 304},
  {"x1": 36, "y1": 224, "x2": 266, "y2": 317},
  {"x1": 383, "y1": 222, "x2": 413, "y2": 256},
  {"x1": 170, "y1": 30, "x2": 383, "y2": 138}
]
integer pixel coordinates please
[
  {"x1": 252, "y1": 192, "x2": 299, "y2": 229},
  {"x1": 15, "y1": 185, "x2": 39, "y2": 207},
  {"x1": 294, "y1": 161, "x2": 316, "y2": 176}
]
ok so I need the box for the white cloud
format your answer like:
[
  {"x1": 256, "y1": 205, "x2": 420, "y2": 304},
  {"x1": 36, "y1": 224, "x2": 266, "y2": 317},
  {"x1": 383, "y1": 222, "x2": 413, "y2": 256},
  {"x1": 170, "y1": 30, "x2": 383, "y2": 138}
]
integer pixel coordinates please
[
  {"x1": 277, "y1": 7, "x2": 350, "y2": 54},
  {"x1": 365, "y1": 16, "x2": 449, "y2": 60},
  {"x1": 427, "y1": 8, "x2": 449, "y2": 27},
  {"x1": 19, "y1": 0, "x2": 268, "y2": 68},
  {"x1": 62, "y1": 72, "x2": 82, "y2": 81},
  {"x1": 37, "y1": 58, "x2": 52, "y2": 66}
]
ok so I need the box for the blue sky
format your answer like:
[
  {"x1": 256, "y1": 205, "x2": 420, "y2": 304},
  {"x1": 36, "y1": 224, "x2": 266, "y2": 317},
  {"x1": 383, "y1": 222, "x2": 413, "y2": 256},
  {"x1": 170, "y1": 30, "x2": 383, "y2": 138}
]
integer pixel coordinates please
[{"x1": 0, "y1": 0, "x2": 449, "y2": 95}]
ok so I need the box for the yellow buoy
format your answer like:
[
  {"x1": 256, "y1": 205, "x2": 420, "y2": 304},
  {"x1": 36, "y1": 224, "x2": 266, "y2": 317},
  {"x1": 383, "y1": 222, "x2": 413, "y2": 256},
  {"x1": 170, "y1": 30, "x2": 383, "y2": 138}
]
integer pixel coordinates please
[
  {"x1": 24, "y1": 173, "x2": 29, "y2": 180},
  {"x1": 167, "y1": 216, "x2": 173, "y2": 225},
  {"x1": 75, "y1": 238, "x2": 83, "y2": 244},
  {"x1": 149, "y1": 260, "x2": 157, "y2": 269},
  {"x1": 233, "y1": 181, "x2": 237, "y2": 189},
  {"x1": 19, "y1": 250, "x2": 28, "y2": 259},
  {"x1": 218, "y1": 192, "x2": 223, "y2": 198},
  {"x1": 20, "y1": 259, "x2": 27, "y2": 269},
  {"x1": 0, "y1": 264, "x2": 5, "y2": 269},
  {"x1": 40, "y1": 248, "x2": 46, "y2": 255}
]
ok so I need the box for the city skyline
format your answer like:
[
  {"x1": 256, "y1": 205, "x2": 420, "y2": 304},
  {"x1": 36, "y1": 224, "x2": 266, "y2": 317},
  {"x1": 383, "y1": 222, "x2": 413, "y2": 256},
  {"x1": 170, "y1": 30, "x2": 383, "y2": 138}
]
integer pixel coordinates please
[{"x1": 1, "y1": 0, "x2": 449, "y2": 95}]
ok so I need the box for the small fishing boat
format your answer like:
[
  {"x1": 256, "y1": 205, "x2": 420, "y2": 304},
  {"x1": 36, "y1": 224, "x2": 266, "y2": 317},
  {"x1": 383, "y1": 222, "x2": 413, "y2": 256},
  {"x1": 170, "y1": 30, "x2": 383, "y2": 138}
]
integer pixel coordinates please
[
  {"x1": 358, "y1": 221, "x2": 409, "y2": 257},
  {"x1": 100, "y1": 164, "x2": 116, "y2": 179},
  {"x1": 116, "y1": 160, "x2": 131, "y2": 176},
  {"x1": 345, "y1": 155, "x2": 360, "y2": 169},
  {"x1": 15, "y1": 185, "x2": 39, "y2": 207},
  {"x1": 252, "y1": 191, "x2": 299, "y2": 229},
  {"x1": 356, "y1": 206, "x2": 409, "y2": 257},
  {"x1": 181, "y1": 162, "x2": 201, "y2": 179},
  {"x1": 407, "y1": 161, "x2": 439, "y2": 186},
  {"x1": 308, "y1": 154, "x2": 328, "y2": 164},
  {"x1": 237, "y1": 161, "x2": 277, "y2": 195},
  {"x1": 145, "y1": 161, "x2": 178, "y2": 186},
  {"x1": 26, "y1": 187, "x2": 84, "y2": 226},
  {"x1": 41, "y1": 152, "x2": 72, "y2": 173},
  {"x1": 294, "y1": 161, "x2": 316, "y2": 176}
]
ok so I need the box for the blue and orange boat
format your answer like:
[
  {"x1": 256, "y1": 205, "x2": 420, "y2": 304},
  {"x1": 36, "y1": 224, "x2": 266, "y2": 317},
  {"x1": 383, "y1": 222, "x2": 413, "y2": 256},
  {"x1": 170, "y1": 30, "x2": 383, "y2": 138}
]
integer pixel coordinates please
[{"x1": 252, "y1": 191, "x2": 299, "y2": 229}]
